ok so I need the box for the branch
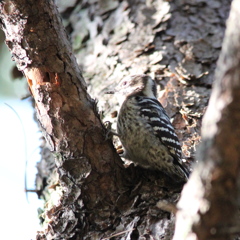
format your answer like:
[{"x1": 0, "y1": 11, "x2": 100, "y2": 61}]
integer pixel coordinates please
[{"x1": 0, "y1": 0, "x2": 124, "y2": 238}]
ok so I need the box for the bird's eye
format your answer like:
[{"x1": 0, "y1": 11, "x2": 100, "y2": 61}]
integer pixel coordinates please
[
  {"x1": 122, "y1": 81, "x2": 127, "y2": 86},
  {"x1": 135, "y1": 96, "x2": 141, "y2": 101}
]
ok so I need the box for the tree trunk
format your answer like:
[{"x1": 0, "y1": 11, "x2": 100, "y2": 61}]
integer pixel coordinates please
[
  {"x1": 0, "y1": 0, "x2": 232, "y2": 239},
  {"x1": 174, "y1": 0, "x2": 240, "y2": 239},
  {"x1": 0, "y1": 0, "x2": 125, "y2": 239}
]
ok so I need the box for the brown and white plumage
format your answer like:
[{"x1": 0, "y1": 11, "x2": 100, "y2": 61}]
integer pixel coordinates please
[{"x1": 116, "y1": 74, "x2": 189, "y2": 182}]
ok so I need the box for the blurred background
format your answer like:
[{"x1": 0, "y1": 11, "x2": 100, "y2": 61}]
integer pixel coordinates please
[{"x1": 0, "y1": 30, "x2": 43, "y2": 239}]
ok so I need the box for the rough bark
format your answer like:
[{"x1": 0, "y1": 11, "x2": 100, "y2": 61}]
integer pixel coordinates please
[
  {"x1": 0, "y1": 0, "x2": 233, "y2": 239},
  {"x1": 0, "y1": 1, "x2": 187, "y2": 239},
  {"x1": 0, "y1": 0, "x2": 122, "y2": 238},
  {"x1": 174, "y1": 0, "x2": 240, "y2": 239}
]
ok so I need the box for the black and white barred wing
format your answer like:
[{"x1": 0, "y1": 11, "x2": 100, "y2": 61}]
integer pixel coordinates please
[{"x1": 137, "y1": 97, "x2": 182, "y2": 161}]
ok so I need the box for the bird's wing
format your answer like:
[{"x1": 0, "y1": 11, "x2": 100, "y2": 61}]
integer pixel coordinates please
[
  {"x1": 138, "y1": 97, "x2": 190, "y2": 178},
  {"x1": 137, "y1": 97, "x2": 182, "y2": 160},
  {"x1": 137, "y1": 97, "x2": 190, "y2": 177}
]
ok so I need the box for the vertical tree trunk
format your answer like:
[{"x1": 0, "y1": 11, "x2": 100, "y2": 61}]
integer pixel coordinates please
[{"x1": 174, "y1": 0, "x2": 240, "y2": 239}]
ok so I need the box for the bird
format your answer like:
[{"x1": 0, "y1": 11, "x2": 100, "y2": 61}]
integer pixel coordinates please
[{"x1": 114, "y1": 74, "x2": 189, "y2": 182}]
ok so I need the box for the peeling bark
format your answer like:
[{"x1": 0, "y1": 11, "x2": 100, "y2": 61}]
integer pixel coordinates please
[{"x1": 174, "y1": 0, "x2": 240, "y2": 239}]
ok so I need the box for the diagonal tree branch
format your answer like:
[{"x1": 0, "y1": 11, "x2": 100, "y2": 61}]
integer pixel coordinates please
[{"x1": 0, "y1": 0, "x2": 126, "y2": 238}]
